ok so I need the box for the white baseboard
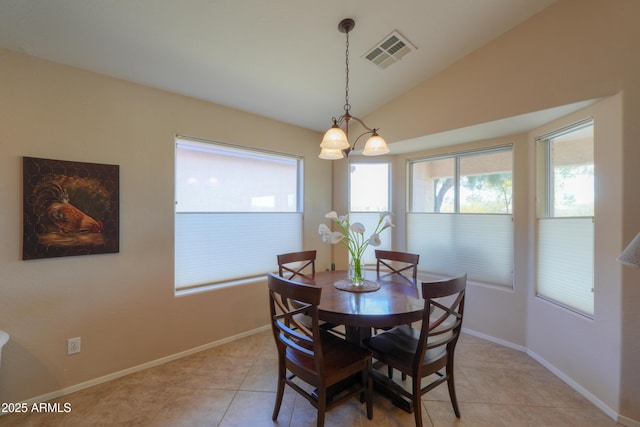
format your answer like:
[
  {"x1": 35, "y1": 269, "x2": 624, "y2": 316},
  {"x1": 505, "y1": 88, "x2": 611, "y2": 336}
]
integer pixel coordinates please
[
  {"x1": 461, "y1": 327, "x2": 527, "y2": 353},
  {"x1": 525, "y1": 348, "x2": 619, "y2": 422},
  {"x1": 10, "y1": 325, "x2": 271, "y2": 409},
  {"x1": 618, "y1": 415, "x2": 640, "y2": 427},
  {"x1": 462, "y1": 327, "x2": 638, "y2": 426}
]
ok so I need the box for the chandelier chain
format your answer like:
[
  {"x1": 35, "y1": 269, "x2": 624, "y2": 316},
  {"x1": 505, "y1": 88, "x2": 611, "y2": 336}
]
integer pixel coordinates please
[
  {"x1": 344, "y1": 29, "x2": 351, "y2": 114},
  {"x1": 319, "y1": 18, "x2": 388, "y2": 159}
]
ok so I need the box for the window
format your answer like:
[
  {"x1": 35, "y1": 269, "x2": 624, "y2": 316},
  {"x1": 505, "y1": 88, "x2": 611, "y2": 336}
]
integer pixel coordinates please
[
  {"x1": 175, "y1": 136, "x2": 303, "y2": 291},
  {"x1": 410, "y1": 157, "x2": 455, "y2": 213},
  {"x1": 536, "y1": 120, "x2": 594, "y2": 316},
  {"x1": 348, "y1": 162, "x2": 392, "y2": 264},
  {"x1": 407, "y1": 146, "x2": 513, "y2": 287},
  {"x1": 410, "y1": 149, "x2": 513, "y2": 214},
  {"x1": 459, "y1": 151, "x2": 513, "y2": 213}
]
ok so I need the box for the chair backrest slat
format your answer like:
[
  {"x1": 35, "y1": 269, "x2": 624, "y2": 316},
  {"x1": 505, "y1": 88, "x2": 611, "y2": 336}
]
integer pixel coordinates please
[
  {"x1": 277, "y1": 250, "x2": 317, "y2": 280},
  {"x1": 415, "y1": 274, "x2": 467, "y2": 369},
  {"x1": 375, "y1": 250, "x2": 419, "y2": 279},
  {"x1": 267, "y1": 272, "x2": 324, "y2": 369}
]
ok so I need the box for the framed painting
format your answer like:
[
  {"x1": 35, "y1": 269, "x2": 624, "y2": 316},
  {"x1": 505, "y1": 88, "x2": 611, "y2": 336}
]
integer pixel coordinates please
[{"x1": 22, "y1": 156, "x2": 120, "y2": 260}]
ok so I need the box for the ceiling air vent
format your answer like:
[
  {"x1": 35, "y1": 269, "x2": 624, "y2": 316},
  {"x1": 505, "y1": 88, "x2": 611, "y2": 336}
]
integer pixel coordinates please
[{"x1": 363, "y1": 30, "x2": 416, "y2": 70}]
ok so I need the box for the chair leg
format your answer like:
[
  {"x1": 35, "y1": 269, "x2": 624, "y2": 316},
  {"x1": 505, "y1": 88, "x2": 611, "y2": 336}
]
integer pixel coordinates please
[
  {"x1": 365, "y1": 362, "x2": 373, "y2": 420},
  {"x1": 446, "y1": 363, "x2": 461, "y2": 418},
  {"x1": 388, "y1": 366, "x2": 408, "y2": 381},
  {"x1": 412, "y1": 376, "x2": 423, "y2": 427},
  {"x1": 317, "y1": 387, "x2": 327, "y2": 427},
  {"x1": 272, "y1": 363, "x2": 285, "y2": 421},
  {"x1": 359, "y1": 368, "x2": 366, "y2": 403},
  {"x1": 402, "y1": 324, "x2": 410, "y2": 381}
]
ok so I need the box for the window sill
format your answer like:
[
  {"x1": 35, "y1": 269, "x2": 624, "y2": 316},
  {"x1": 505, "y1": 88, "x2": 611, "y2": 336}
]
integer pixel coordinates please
[{"x1": 175, "y1": 275, "x2": 266, "y2": 297}]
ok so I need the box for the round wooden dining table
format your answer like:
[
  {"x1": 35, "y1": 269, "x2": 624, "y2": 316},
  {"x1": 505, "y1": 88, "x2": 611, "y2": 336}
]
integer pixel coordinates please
[
  {"x1": 294, "y1": 269, "x2": 425, "y2": 343},
  {"x1": 294, "y1": 269, "x2": 425, "y2": 412}
]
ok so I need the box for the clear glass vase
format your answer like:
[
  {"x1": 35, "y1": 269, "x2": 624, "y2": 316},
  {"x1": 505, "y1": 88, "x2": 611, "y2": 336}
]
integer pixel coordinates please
[{"x1": 349, "y1": 257, "x2": 365, "y2": 286}]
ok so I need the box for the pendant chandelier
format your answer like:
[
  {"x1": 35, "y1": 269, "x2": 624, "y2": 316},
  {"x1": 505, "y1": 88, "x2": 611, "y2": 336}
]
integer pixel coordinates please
[{"x1": 319, "y1": 19, "x2": 390, "y2": 160}]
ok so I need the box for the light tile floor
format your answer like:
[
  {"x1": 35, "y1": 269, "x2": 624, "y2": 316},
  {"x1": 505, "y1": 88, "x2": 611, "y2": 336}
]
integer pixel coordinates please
[{"x1": 0, "y1": 331, "x2": 621, "y2": 426}]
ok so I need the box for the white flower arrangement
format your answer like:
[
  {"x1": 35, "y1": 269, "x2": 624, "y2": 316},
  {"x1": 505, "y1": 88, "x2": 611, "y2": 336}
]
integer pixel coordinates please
[{"x1": 318, "y1": 211, "x2": 394, "y2": 282}]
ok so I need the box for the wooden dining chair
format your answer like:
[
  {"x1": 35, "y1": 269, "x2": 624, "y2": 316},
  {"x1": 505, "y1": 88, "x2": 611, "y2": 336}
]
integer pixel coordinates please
[
  {"x1": 374, "y1": 250, "x2": 421, "y2": 379},
  {"x1": 277, "y1": 250, "x2": 316, "y2": 280},
  {"x1": 267, "y1": 272, "x2": 373, "y2": 427},
  {"x1": 362, "y1": 274, "x2": 467, "y2": 427},
  {"x1": 375, "y1": 250, "x2": 420, "y2": 280},
  {"x1": 277, "y1": 251, "x2": 344, "y2": 336}
]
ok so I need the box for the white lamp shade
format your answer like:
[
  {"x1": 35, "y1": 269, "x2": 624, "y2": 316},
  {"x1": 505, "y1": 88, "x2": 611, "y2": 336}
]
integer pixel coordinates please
[
  {"x1": 362, "y1": 134, "x2": 389, "y2": 156},
  {"x1": 321, "y1": 126, "x2": 350, "y2": 150},
  {"x1": 618, "y1": 232, "x2": 640, "y2": 268},
  {"x1": 319, "y1": 147, "x2": 345, "y2": 160}
]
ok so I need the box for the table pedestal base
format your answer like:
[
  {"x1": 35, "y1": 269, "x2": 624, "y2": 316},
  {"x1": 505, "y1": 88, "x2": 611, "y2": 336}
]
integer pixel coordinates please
[
  {"x1": 345, "y1": 325, "x2": 371, "y2": 344},
  {"x1": 312, "y1": 374, "x2": 363, "y2": 405},
  {"x1": 372, "y1": 370, "x2": 413, "y2": 413},
  {"x1": 310, "y1": 357, "x2": 414, "y2": 413}
]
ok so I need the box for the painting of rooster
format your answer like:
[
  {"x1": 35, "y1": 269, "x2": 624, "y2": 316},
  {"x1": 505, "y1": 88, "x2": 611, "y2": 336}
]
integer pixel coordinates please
[{"x1": 23, "y1": 157, "x2": 119, "y2": 260}]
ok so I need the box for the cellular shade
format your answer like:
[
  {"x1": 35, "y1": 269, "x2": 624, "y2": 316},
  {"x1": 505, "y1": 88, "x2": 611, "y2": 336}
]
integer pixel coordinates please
[{"x1": 407, "y1": 213, "x2": 513, "y2": 287}]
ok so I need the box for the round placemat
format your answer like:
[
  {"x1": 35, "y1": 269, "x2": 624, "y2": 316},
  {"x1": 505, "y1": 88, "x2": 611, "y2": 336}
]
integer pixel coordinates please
[{"x1": 333, "y1": 279, "x2": 381, "y2": 293}]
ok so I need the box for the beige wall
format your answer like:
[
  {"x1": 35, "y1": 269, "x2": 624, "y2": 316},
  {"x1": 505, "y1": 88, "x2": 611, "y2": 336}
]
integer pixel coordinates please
[
  {"x1": 0, "y1": 48, "x2": 331, "y2": 403},
  {"x1": 526, "y1": 94, "x2": 623, "y2": 417},
  {"x1": 359, "y1": 0, "x2": 639, "y2": 423}
]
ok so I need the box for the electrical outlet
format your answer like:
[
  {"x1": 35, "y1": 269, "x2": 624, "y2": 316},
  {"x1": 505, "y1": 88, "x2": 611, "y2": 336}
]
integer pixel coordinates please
[{"x1": 67, "y1": 337, "x2": 81, "y2": 355}]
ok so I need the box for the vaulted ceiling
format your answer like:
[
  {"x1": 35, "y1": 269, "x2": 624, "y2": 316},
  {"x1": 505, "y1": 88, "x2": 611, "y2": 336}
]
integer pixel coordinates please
[{"x1": 0, "y1": 0, "x2": 559, "y2": 137}]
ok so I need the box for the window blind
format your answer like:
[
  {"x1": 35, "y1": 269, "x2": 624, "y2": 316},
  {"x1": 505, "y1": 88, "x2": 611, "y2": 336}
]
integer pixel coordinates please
[
  {"x1": 175, "y1": 212, "x2": 302, "y2": 289},
  {"x1": 536, "y1": 217, "x2": 594, "y2": 316},
  {"x1": 407, "y1": 213, "x2": 513, "y2": 287},
  {"x1": 174, "y1": 137, "x2": 303, "y2": 290}
]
